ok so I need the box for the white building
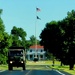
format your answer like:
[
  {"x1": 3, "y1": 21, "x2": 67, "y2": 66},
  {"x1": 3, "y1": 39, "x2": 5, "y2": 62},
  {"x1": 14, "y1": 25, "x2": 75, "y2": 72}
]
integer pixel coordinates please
[{"x1": 26, "y1": 45, "x2": 46, "y2": 61}]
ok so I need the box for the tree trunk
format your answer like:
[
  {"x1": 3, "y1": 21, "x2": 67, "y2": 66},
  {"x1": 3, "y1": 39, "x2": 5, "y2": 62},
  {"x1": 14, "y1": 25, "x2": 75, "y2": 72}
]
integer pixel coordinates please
[
  {"x1": 60, "y1": 61, "x2": 63, "y2": 66},
  {"x1": 52, "y1": 57, "x2": 55, "y2": 66},
  {"x1": 69, "y1": 63, "x2": 74, "y2": 70},
  {"x1": 69, "y1": 56, "x2": 74, "y2": 70}
]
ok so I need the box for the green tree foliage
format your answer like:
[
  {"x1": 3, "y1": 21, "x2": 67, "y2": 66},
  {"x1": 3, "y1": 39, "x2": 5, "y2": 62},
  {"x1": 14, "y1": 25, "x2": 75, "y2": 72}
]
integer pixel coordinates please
[
  {"x1": 0, "y1": 9, "x2": 3, "y2": 18},
  {"x1": 25, "y1": 40, "x2": 31, "y2": 49},
  {"x1": 30, "y1": 35, "x2": 39, "y2": 45},
  {"x1": 26, "y1": 35, "x2": 40, "y2": 49},
  {"x1": 30, "y1": 35, "x2": 36, "y2": 45},
  {"x1": 40, "y1": 10, "x2": 75, "y2": 70},
  {"x1": 60, "y1": 10, "x2": 75, "y2": 70},
  {"x1": 40, "y1": 21, "x2": 62, "y2": 66},
  {"x1": 11, "y1": 26, "x2": 27, "y2": 48},
  {"x1": 40, "y1": 21, "x2": 62, "y2": 56},
  {"x1": 0, "y1": 10, "x2": 5, "y2": 42}
]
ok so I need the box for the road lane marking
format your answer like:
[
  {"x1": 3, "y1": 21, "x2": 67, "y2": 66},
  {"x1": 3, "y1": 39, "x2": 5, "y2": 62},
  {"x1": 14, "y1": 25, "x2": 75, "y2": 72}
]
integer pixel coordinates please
[
  {"x1": 25, "y1": 70, "x2": 32, "y2": 75},
  {"x1": 55, "y1": 70, "x2": 65, "y2": 75}
]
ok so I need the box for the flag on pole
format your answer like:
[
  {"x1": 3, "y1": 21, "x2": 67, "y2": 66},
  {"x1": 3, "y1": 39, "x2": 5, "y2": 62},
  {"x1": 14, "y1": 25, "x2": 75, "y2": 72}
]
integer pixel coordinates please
[
  {"x1": 36, "y1": 7, "x2": 41, "y2": 12},
  {"x1": 37, "y1": 16, "x2": 41, "y2": 20}
]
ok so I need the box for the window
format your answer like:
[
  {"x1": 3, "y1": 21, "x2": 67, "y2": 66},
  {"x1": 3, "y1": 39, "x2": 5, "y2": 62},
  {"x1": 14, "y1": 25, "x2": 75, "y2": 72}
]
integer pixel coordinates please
[
  {"x1": 30, "y1": 49, "x2": 32, "y2": 52},
  {"x1": 41, "y1": 49, "x2": 43, "y2": 52},
  {"x1": 30, "y1": 55, "x2": 33, "y2": 58},
  {"x1": 40, "y1": 55, "x2": 43, "y2": 58},
  {"x1": 9, "y1": 51, "x2": 23, "y2": 56}
]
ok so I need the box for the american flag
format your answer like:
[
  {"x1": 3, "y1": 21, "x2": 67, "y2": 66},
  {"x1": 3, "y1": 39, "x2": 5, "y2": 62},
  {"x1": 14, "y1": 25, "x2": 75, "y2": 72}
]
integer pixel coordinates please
[{"x1": 36, "y1": 7, "x2": 41, "y2": 12}]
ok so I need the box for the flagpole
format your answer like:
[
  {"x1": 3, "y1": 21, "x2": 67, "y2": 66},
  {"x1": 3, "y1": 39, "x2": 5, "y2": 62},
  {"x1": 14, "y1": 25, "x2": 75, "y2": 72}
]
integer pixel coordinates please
[
  {"x1": 35, "y1": 7, "x2": 41, "y2": 59},
  {"x1": 35, "y1": 7, "x2": 37, "y2": 58}
]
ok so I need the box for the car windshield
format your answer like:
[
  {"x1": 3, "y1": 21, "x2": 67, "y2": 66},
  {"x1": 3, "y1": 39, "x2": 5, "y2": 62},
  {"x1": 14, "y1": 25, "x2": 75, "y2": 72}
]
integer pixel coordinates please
[{"x1": 9, "y1": 50, "x2": 23, "y2": 56}]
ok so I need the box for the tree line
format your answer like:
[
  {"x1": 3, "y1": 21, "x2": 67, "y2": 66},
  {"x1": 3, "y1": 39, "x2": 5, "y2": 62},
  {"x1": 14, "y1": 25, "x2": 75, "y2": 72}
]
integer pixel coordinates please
[{"x1": 40, "y1": 10, "x2": 75, "y2": 70}]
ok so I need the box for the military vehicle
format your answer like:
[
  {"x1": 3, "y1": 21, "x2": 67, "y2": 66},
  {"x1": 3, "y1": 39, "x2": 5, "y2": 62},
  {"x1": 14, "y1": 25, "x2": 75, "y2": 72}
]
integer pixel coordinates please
[{"x1": 8, "y1": 47, "x2": 26, "y2": 70}]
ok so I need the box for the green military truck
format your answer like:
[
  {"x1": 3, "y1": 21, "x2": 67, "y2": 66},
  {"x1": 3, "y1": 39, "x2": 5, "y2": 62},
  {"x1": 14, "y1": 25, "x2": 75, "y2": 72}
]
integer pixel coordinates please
[{"x1": 8, "y1": 47, "x2": 26, "y2": 70}]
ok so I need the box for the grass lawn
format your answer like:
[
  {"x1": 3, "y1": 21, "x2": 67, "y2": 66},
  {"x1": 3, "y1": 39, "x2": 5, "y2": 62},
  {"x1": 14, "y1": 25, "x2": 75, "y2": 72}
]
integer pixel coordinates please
[
  {"x1": 52, "y1": 65, "x2": 75, "y2": 75},
  {"x1": 26, "y1": 60, "x2": 61, "y2": 65},
  {"x1": 0, "y1": 65, "x2": 8, "y2": 70}
]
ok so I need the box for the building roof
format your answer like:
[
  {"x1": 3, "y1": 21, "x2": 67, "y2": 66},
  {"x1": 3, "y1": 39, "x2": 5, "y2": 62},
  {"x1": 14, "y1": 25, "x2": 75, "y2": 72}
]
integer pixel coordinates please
[{"x1": 30, "y1": 45, "x2": 44, "y2": 49}]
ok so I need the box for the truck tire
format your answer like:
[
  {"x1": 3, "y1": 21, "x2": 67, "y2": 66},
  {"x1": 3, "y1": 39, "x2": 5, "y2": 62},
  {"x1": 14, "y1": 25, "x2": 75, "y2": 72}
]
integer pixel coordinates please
[
  {"x1": 23, "y1": 64, "x2": 25, "y2": 70},
  {"x1": 8, "y1": 65, "x2": 13, "y2": 70}
]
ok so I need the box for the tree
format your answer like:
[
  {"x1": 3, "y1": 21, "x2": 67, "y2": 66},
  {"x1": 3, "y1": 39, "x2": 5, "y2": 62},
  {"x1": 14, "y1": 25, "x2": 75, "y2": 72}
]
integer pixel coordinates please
[
  {"x1": 25, "y1": 40, "x2": 31, "y2": 49},
  {"x1": 40, "y1": 21, "x2": 61, "y2": 54},
  {"x1": 0, "y1": 9, "x2": 12, "y2": 64},
  {"x1": 11, "y1": 26, "x2": 27, "y2": 48},
  {"x1": 40, "y1": 21, "x2": 62, "y2": 66},
  {"x1": 0, "y1": 9, "x2": 3, "y2": 18},
  {"x1": 0, "y1": 9, "x2": 5, "y2": 42},
  {"x1": 30, "y1": 35, "x2": 39, "y2": 45},
  {"x1": 60, "y1": 10, "x2": 75, "y2": 70},
  {"x1": 40, "y1": 10, "x2": 75, "y2": 70},
  {"x1": 25, "y1": 35, "x2": 40, "y2": 49}
]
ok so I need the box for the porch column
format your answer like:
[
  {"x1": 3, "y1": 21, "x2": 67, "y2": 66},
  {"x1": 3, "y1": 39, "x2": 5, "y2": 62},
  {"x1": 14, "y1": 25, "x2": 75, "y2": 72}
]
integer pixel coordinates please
[
  {"x1": 43, "y1": 54, "x2": 45, "y2": 60},
  {"x1": 33, "y1": 54, "x2": 34, "y2": 60},
  {"x1": 39, "y1": 54, "x2": 40, "y2": 60},
  {"x1": 28, "y1": 54, "x2": 30, "y2": 60}
]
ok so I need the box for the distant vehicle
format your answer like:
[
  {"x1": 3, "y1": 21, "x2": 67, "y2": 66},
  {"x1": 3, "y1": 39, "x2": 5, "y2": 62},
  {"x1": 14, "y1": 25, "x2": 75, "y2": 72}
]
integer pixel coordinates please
[
  {"x1": 7, "y1": 47, "x2": 26, "y2": 70},
  {"x1": 33, "y1": 57, "x2": 38, "y2": 62}
]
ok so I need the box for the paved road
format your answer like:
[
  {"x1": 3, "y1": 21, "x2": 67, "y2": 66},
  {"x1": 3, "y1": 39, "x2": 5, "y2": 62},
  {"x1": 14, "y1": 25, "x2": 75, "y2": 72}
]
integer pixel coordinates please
[{"x1": 0, "y1": 65, "x2": 71, "y2": 75}]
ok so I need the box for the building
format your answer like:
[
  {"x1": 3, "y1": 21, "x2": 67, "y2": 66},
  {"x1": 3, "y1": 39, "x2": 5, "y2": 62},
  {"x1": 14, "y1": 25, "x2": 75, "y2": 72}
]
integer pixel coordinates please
[{"x1": 26, "y1": 45, "x2": 46, "y2": 61}]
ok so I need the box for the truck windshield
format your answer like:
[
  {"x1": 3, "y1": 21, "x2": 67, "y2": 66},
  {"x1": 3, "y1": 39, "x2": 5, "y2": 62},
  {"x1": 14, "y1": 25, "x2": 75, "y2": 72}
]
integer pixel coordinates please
[{"x1": 9, "y1": 50, "x2": 23, "y2": 56}]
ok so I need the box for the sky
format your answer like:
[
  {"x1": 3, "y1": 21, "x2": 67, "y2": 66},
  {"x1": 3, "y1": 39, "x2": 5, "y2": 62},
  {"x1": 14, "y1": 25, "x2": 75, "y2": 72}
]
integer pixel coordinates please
[{"x1": 0, "y1": 0, "x2": 75, "y2": 40}]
